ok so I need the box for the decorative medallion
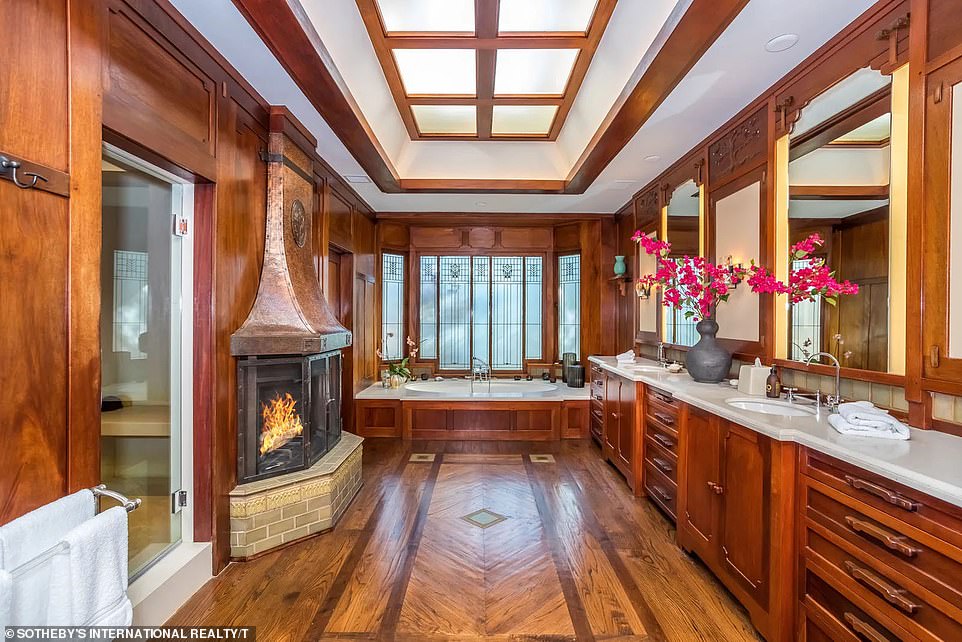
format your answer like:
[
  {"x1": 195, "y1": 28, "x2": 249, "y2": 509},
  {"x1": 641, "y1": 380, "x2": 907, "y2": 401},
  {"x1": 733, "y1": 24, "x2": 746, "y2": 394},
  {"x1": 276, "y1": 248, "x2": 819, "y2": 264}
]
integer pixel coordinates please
[{"x1": 291, "y1": 199, "x2": 307, "y2": 248}]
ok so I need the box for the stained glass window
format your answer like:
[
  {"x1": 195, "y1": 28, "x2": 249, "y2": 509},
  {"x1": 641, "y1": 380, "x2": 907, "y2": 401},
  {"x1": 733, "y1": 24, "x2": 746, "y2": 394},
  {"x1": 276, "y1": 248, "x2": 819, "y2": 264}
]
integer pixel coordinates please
[
  {"x1": 558, "y1": 254, "x2": 580, "y2": 359},
  {"x1": 381, "y1": 253, "x2": 404, "y2": 360}
]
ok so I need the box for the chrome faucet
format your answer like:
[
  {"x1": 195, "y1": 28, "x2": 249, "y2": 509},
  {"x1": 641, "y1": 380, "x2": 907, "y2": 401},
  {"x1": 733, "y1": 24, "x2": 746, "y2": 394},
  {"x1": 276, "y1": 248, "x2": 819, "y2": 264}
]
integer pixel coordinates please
[
  {"x1": 471, "y1": 357, "x2": 491, "y2": 394},
  {"x1": 804, "y1": 352, "x2": 842, "y2": 412},
  {"x1": 657, "y1": 342, "x2": 667, "y2": 366}
]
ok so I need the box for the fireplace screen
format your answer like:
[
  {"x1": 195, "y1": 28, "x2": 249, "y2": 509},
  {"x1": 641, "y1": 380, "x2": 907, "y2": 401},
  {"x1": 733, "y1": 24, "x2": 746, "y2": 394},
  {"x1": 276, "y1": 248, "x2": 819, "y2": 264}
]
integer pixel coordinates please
[{"x1": 237, "y1": 352, "x2": 342, "y2": 484}]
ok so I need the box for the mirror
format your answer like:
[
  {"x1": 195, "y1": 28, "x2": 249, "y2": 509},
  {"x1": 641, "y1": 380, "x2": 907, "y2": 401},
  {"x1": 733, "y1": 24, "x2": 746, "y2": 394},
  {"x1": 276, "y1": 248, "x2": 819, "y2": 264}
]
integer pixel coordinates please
[
  {"x1": 663, "y1": 178, "x2": 701, "y2": 346},
  {"x1": 786, "y1": 68, "x2": 901, "y2": 373}
]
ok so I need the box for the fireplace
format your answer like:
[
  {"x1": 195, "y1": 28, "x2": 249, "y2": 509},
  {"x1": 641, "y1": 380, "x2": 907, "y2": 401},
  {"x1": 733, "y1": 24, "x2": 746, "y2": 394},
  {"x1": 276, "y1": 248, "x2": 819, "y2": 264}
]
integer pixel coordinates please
[{"x1": 236, "y1": 352, "x2": 343, "y2": 484}]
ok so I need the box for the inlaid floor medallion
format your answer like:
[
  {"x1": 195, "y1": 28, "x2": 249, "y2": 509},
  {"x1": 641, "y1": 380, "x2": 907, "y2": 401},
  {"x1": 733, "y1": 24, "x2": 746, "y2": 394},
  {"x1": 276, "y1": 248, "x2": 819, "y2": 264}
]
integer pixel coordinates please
[{"x1": 460, "y1": 508, "x2": 508, "y2": 529}]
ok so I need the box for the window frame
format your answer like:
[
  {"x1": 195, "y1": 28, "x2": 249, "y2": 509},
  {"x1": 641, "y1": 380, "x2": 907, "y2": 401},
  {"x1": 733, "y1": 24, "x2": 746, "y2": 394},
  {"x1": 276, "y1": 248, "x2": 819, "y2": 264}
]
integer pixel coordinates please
[{"x1": 410, "y1": 250, "x2": 553, "y2": 375}]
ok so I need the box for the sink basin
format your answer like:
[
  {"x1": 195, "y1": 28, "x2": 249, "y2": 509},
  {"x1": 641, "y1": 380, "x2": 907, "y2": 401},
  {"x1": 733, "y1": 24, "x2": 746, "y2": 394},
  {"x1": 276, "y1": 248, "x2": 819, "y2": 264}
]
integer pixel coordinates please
[
  {"x1": 725, "y1": 397, "x2": 816, "y2": 417},
  {"x1": 621, "y1": 364, "x2": 666, "y2": 373}
]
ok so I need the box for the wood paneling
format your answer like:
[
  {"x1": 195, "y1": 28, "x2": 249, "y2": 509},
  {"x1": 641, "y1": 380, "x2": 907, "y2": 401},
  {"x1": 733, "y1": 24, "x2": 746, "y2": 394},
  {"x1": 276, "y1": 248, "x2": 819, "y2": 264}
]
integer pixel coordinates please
[
  {"x1": 561, "y1": 400, "x2": 590, "y2": 439},
  {"x1": 402, "y1": 402, "x2": 561, "y2": 441}
]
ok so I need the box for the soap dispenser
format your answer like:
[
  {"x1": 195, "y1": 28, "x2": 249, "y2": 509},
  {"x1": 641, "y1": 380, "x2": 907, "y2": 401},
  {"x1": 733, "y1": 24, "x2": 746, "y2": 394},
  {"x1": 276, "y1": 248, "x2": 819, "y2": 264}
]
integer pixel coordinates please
[{"x1": 766, "y1": 366, "x2": 782, "y2": 398}]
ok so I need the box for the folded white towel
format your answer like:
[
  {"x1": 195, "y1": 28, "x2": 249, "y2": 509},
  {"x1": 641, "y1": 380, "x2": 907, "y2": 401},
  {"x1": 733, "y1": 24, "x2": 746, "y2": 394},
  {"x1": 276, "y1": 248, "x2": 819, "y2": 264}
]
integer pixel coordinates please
[
  {"x1": 616, "y1": 350, "x2": 635, "y2": 363},
  {"x1": 828, "y1": 413, "x2": 910, "y2": 441},
  {"x1": 48, "y1": 507, "x2": 130, "y2": 627},
  {"x1": 837, "y1": 401, "x2": 911, "y2": 433},
  {"x1": 0, "y1": 490, "x2": 95, "y2": 569},
  {"x1": 0, "y1": 570, "x2": 11, "y2": 637}
]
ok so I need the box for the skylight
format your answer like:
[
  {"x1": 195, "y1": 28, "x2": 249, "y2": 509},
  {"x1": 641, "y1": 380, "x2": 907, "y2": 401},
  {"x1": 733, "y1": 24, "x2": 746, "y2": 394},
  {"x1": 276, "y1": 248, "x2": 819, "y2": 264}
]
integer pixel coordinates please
[
  {"x1": 374, "y1": 0, "x2": 475, "y2": 34},
  {"x1": 492, "y1": 105, "x2": 559, "y2": 135},
  {"x1": 393, "y1": 49, "x2": 477, "y2": 95},
  {"x1": 495, "y1": 49, "x2": 579, "y2": 95},
  {"x1": 411, "y1": 105, "x2": 478, "y2": 135},
  {"x1": 497, "y1": 0, "x2": 599, "y2": 33}
]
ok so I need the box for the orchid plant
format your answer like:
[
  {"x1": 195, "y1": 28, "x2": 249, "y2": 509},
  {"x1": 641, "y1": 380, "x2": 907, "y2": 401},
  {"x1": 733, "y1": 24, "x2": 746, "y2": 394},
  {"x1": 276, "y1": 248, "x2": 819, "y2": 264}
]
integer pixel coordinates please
[
  {"x1": 632, "y1": 231, "x2": 858, "y2": 322},
  {"x1": 376, "y1": 336, "x2": 420, "y2": 380}
]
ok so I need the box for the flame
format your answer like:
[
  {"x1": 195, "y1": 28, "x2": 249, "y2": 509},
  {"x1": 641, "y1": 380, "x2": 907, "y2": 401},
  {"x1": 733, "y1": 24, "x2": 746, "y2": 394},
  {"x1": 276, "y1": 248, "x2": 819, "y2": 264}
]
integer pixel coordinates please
[{"x1": 259, "y1": 392, "x2": 304, "y2": 456}]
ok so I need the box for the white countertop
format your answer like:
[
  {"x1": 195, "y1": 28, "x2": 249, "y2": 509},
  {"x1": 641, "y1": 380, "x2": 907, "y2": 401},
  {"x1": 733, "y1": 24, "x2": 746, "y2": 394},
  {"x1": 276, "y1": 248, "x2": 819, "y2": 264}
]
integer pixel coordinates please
[
  {"x1": 356, "y1": 378, "x2": 591, "y2": 402},
  {"x1": 589, "y1": 355, "x2": 962, "y2": 509}
]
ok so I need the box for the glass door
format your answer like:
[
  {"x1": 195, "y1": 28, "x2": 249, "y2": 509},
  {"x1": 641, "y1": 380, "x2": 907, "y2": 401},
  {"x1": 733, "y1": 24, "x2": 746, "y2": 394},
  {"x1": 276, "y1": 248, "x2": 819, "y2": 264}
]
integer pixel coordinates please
[{"x1": 100, "y1": 147, "x2": 193, "y2": 578}]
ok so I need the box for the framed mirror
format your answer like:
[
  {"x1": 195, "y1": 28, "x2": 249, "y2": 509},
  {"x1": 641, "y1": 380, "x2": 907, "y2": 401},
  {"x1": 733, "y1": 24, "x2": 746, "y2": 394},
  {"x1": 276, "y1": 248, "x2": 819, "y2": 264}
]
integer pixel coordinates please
[
  {"x1": 663, "y1": 178, "x2": 702, "y2": 346},
  {"x1": 784, "y1": 66, "x2": 906, "y2": 375}
]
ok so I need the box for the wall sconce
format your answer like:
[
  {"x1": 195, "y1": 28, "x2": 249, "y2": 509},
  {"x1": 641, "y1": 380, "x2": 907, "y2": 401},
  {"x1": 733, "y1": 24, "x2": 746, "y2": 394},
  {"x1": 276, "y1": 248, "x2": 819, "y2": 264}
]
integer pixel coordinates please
[
  {"x1": 636, "y1": 281, "x2": 652, "y2": 299},
  {"x1": 725, "y1": 255, "x2": 744, "y2": 288}
]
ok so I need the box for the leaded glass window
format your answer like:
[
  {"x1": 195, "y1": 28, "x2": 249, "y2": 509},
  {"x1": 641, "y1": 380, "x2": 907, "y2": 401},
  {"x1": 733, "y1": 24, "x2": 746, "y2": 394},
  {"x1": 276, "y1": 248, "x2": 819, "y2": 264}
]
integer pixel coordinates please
[{"x1": 381, "y1": 253, "x2": 405, "y2": 360}]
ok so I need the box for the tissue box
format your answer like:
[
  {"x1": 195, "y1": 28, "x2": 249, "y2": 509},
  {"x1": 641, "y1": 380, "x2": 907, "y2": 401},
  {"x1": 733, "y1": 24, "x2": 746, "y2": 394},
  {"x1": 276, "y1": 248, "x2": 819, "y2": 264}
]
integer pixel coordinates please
[{"x1": 737, "y1": 363, "x2": 769, "y2": 396}]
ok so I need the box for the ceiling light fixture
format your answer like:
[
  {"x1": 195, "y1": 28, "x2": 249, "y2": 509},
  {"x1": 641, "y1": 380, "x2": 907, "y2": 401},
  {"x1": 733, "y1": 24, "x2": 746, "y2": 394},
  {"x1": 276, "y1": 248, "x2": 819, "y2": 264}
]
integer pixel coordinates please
[{"x1": 765, "y1": 33, "x2": 799, "y2": 53}]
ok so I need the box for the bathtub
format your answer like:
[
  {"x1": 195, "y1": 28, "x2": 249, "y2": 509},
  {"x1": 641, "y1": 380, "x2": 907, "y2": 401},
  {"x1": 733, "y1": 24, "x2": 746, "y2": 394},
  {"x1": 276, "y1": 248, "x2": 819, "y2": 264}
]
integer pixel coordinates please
[{"x1": 354, "y1": 377, "x2": 591, "y2": 440}]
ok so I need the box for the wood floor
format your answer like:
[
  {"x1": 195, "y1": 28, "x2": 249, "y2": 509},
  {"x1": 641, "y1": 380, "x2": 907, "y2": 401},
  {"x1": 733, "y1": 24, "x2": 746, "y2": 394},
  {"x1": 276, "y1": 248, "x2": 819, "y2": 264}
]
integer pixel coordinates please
[{"x1": 170, "y1": 440, "x2": 762, "y2": 641}]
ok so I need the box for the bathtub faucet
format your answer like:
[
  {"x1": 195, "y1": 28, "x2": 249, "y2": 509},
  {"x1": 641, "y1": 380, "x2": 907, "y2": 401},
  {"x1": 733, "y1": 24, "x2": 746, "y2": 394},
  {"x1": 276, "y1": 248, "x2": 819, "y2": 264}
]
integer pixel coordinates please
[{"x1": 471, "y1": 357, "x2": 491, "y2": 394}]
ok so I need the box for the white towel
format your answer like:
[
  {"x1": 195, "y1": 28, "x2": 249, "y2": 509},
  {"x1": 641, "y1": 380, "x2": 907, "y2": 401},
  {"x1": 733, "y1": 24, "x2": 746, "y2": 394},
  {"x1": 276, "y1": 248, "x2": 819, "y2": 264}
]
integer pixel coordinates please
[
  {"x1": 828, "y1": 414, "x2": 910, "y2": 441},
  {"x1": 0, "y1": 570, "x2": 11, "y2": 637},
  {"x1": 0, "y1": 490, "x2": 95, "y2": 569},
  {"x1": 48, "y1": 507, "x2": 131, "y2": 627},
  {"x1": 616, "y1": 350, "x2": 635, "y2": 363}
]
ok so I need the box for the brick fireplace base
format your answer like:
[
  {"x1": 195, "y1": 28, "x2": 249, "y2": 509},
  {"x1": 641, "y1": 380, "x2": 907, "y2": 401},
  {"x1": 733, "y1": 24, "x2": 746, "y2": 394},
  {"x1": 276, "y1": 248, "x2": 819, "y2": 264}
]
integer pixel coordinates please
[{"x1": 228, "y1": 432, "x2": 363, "y2": 559}]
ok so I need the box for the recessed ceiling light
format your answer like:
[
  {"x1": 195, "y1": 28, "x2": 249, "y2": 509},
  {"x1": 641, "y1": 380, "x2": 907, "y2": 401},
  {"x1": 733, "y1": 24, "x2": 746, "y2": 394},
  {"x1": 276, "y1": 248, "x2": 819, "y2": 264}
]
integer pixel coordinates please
[
  {"x1": 344, "y1": 175, "x2": 371, "y2": 184},
  {"x1": 475, "y1": 201, "x2": 488, "y2": 207},
  {"x1": 643, "y1": 155, "x2": 660, "y2": 162},
  {"x1": 765, "y1": 34, "x2": 799, "y2": 53}
]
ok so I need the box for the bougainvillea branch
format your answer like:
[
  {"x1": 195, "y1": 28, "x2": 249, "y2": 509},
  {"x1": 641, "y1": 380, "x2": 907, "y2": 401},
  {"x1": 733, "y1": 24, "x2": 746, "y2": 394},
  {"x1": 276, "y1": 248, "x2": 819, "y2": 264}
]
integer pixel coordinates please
[{"x1": 632, "y1": 231, "x2": 857, "y2": 319}]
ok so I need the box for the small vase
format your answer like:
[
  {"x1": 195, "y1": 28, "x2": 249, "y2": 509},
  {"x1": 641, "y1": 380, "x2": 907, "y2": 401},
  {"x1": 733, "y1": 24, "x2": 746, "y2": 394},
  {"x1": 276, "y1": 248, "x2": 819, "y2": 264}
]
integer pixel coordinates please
[
  {"x1": 388, "y1": 374, "x2": 404, "y2": 389},
  {"x1": 685, "y1": 319, "x2": 732, "y2": 383},
  {"x1": 613, "y1": 255, "x2": 627, "y2": 276}
]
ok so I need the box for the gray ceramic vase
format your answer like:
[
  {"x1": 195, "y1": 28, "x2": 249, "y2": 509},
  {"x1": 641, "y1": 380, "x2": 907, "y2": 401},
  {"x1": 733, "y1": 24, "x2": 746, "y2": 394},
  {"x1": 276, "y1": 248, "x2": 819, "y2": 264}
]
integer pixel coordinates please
[{"x1": 685, "y1": 319, "x2": 732, "y2": 383}]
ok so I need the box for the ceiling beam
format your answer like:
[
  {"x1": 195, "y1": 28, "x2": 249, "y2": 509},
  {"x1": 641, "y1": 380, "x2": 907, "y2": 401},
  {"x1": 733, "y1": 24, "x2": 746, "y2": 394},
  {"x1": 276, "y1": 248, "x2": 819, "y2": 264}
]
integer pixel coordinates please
[
  {"x1": 384, "y1": 36, "x2": 589, "y2": 49},
  {"x1": 475, "y1": 0, "x2": 499, "y2": 140}
]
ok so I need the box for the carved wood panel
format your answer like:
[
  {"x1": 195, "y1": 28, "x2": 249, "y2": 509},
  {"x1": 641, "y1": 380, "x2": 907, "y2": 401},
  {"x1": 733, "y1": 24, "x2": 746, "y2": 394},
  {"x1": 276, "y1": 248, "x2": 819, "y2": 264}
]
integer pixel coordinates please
[{"x1": 708, "y1": 108, "x2": 766, "y2": 188}]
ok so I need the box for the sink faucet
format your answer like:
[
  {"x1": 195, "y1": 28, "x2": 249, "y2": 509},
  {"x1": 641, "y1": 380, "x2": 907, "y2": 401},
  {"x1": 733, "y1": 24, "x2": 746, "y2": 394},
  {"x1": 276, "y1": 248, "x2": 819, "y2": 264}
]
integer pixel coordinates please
[
  {"x1": 657, "y1": 342, "x2": 667, "y2": 366},
  {"x1": 471, "y1": 357, "x2": 491, "y2": 394},
  {"x1": 804, "y1": 352, "x2": 842, "y2": 412}
]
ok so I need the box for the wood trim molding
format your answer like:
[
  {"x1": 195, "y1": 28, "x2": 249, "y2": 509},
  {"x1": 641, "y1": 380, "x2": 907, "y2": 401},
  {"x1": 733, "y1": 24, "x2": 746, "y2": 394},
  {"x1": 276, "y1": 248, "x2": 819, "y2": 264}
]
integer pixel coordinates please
[
  {"x1": 788, "y1": 184, "x2": 890, "y2": 199},
  {"x1": 788, "y1": 85, "x2": 891, "y2": 161}
]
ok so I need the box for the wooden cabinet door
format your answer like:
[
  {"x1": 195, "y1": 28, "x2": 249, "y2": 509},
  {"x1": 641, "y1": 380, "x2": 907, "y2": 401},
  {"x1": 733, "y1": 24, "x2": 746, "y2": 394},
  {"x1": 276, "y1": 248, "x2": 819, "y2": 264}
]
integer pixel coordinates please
[
  {"x1": 679, "y1": 406, "x2": 720, "y2": 563},
  {"x1": 922, "y1": 55, "x2": 962, "y2": 388},
  {"x1": 616, "y1": 379, "x2": 635, "y2": 475},
  {"x1": 603, "y1": 375, "x2": 620, "y2": 459},
  {"x1": 717, "y1": 421, "x2": 771, "y2": 611}
]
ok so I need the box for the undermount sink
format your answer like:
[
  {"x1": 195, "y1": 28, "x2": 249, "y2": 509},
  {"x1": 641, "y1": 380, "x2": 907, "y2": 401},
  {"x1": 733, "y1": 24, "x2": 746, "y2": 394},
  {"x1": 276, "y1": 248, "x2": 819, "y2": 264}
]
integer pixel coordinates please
[
  {"x1": 725, "y1": 397, "x2": 816, "y2": 417},
  {"x1": 621, "y1": 364, "x2": 667, "y2": 373}
]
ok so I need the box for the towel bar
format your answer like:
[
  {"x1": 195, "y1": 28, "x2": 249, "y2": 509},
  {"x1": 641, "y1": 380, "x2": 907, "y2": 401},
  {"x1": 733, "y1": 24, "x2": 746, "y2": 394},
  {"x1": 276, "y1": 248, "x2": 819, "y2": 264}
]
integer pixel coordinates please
[{"x1": 7, "y1": 485, "x2": 141, "y2": 578}]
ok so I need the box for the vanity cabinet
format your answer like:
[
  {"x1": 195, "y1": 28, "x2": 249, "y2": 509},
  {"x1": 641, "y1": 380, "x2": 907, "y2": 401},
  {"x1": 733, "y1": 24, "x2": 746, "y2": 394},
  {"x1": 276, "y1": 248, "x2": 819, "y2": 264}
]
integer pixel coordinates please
[
  {"x1": 643, "y1": 386, "x2": 682, "y2": 520},
  {"x1": 589, "y1": 364, "x2": 605, "y2": 443},
  {"x1": 600, "y1": 371, "x2": 642, "y2": 494},
  {"x1": 677, "y1": 404, "x2": 795, "y2": 642}
]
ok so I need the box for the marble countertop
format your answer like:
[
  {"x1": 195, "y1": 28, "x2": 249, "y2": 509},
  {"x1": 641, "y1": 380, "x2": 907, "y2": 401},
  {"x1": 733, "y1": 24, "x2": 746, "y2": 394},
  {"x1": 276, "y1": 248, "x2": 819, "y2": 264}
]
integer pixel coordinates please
[
  {"x1": 589, "y1": 355, "x2": 962, "y2": 509},
  {"x1": 356, "y1": 379, "x2": 591, "y2": 402}
]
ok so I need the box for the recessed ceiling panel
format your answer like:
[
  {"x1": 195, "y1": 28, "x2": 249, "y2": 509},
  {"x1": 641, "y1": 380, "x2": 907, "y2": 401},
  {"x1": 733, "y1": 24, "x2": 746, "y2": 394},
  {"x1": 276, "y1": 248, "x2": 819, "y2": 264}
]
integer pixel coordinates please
[
  {"x1": 491, "y1": 105, "x2": 559, "y2": 135},
  {"x1": 498, "y1": 0, "x2": 599, "y2": 33},
  {"x1": 411, "y1": 105, "x2": 478, "y2": 135},
  {"x1": 394, "y1": 49, "x2": 477, "y2": 95},
  {"x1": 375, "y1": 0, "x2": 475, "y2": 33},
  {"x1": 494, "y1": 49, "x2": 579, "y2": 95}
]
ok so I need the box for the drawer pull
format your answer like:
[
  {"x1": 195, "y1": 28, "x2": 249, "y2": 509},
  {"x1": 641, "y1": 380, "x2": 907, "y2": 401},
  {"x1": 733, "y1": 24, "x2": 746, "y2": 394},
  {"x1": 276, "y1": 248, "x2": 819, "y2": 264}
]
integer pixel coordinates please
[
  {"x1": 843, "y1": 612, "x2": 889, "y2": 642},
  {"x1": 652, "y1": 457, "x2": 673, "y2": 475},
  {"x1": 651, "y1": 391, "x2": 674, "y2": 405},
  {"x1": 610, "y1": 412, "x2": 620, "y2": 420},
  {"x1": 652, "y1": 434, "x2": 675, "y2": 450},
  {"x1": 593, "y1": 394, "x2": 603, "y2": 401},
  {"x1": 651, "y1": 485, "x2": 673, "y2": 503},
  {"x1": 844, "y1": 516, "x2": 921, "y2": 558},
  {"x1": 652, "y1": 412, "x2": 675, "y2": 426},
  {"x1": 707, "y1": 481, "x2": 725, "y2": 495},
  {"x1": 593, "y1": 379, "x2": 603, "y2": 387},
  {"x1": 843, "y1": 561, "x2": 921, "y2": 615},
  {"x1": 845, "y1": 475, "x2": 919, "y2": 512}
]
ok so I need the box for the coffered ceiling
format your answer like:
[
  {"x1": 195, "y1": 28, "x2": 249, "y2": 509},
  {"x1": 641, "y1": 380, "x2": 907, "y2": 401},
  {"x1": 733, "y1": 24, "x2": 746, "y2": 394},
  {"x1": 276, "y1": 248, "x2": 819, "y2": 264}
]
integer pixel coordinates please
[
  {"x1": 176, "y1": 0, "x2": 879, "y2": 211},
  {"x1": 356, "y1": 0, "x2": 616, "y2": 141}
]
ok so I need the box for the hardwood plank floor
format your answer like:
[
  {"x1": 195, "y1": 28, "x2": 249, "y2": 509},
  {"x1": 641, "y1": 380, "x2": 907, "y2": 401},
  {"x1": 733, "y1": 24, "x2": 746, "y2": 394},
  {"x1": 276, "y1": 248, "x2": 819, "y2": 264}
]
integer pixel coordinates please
[{"x1": 169, "y1": 439, "x2": 761, "y2": 641}]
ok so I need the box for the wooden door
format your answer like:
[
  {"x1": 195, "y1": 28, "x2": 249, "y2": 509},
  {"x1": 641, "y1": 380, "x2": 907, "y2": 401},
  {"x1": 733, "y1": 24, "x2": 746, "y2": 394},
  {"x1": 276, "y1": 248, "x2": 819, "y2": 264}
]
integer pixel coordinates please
[
  {"x1": 678, "y1": 405, "x2": 720, "y2": 563},
  {"x1": 603, "y1": 375, "x2": 620, "y2": 461},
  {"x1": 922, "y1": 55, "x2": 962, "y2": 388},
  {"x1": 717, "y1": 421, "x2": 771, "y2": 610},
  {"x1": 615, "y1": 379, "x2": 635, "y2": 478}
]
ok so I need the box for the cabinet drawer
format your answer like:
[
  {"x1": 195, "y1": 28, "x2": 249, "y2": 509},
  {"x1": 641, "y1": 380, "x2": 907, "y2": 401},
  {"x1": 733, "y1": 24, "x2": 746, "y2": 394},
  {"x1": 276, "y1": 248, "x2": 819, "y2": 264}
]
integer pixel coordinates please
[
  {"x1": 646, "y1": 417, "x2": 678, "y2": 457},
  {"x1": 644, "y1": 434, "x2": 677, "y2": 483},
  {"x1": 802, "y1": 476, "x2": 962, "y2": 612},
  {"x1": 647, "y1": 395, "x2": 679, "y2": 426},
  {"x1": 802, "y1": 568, "x2": 907, "y2": 642},
  {"x1": 802, "y1": 521, "x2": 962, "y2": 640},
  {"x1": 647, "y1": 386, "x2": 678, "y2": 409},
  {"x1": 803, "y1": 449, "x2": 962, "y2": 549},
  {"x1": 644, "y1": 460, "x2": 676, "y2": 521}
]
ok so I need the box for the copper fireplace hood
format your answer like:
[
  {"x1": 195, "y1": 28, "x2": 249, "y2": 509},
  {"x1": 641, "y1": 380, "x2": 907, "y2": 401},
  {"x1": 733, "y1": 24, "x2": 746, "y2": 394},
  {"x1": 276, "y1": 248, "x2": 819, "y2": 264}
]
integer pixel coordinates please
[{"x1": 231, "y1": 109, "x2": 351, "y2": 356}]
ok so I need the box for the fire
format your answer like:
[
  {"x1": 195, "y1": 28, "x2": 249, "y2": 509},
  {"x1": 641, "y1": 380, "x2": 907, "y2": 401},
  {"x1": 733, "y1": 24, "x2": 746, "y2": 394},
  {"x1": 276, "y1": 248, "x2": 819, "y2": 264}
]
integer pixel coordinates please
[{"x1": 259, "y1": 392, "x2": 304, "y2": 456}]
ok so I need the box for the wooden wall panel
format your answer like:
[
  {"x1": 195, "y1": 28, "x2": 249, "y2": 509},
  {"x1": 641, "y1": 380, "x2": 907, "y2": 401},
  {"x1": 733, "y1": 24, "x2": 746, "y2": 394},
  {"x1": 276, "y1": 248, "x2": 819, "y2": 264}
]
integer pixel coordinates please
[
  {"x1": 410, "y1": 226, "x2": 463, "y2": 248},
  {"x1": 499, "y1": 227, "x2": 553, "y2": 249},
  {"x1": 328, "y1": 187, "x2": 354, "y2": 251}
]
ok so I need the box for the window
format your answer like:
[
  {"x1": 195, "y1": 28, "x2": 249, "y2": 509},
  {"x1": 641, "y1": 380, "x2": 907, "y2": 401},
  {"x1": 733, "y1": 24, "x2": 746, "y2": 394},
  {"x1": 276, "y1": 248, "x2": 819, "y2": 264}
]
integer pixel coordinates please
[
  {"x1": 381, "y1": 253, "x2": 405, "y2": 360},
  {"x1": 419, "y1": 255, "x2": 543, "y2": 371},
  {"x1": 558, "y1": 254, "x2": 580, "y2": 359},
  {"x1": 790, "y1": 258, "x2": 822, "y2": 360}
]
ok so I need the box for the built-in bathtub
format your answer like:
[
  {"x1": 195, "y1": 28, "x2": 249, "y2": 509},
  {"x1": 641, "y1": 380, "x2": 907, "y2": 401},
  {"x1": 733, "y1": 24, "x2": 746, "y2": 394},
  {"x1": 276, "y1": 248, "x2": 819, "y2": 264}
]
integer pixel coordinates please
[{"x1": 354, "y1": 378, "x2": 591, "y2": 440}]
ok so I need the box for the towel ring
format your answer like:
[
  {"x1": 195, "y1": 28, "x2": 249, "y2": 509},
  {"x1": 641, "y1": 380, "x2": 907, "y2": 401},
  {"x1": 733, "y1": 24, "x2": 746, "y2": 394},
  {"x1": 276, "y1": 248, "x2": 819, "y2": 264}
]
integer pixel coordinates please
[
  {"x1": 93, "y1": 484, "x2": 142, "y2": 513},
  {"x1": 0, "y1": 154, "x2": 48, "y2": 189}
]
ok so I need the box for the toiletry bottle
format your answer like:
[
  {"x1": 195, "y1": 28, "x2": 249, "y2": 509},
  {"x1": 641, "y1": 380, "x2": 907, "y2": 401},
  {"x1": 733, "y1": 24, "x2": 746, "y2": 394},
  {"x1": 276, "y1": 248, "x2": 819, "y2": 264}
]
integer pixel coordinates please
[{"x1": 766, "y1": 366, "x2": 781, "y2": 398}]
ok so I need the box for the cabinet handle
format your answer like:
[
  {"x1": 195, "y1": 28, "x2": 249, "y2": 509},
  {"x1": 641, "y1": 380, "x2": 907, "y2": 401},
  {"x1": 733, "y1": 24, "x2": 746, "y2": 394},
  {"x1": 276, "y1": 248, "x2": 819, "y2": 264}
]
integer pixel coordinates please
[
  {"x1": 593, "y1": 379, "x2": 603, "y2": 387},
  {"x1": 843, "y1": 612, "x2": 889, "y2": 642},
  {"x1": 651, "y1": 485, "x2": 672, "y2": 503},
  {"x1": 843, "y1": 560, "x2": 921, "y2": 615},
  {"x1": 844, "y1": 475, "x2": 919, "y2": 512},
  {"x1": 651, "y1": 391, "x2": 674, "y2": 405},
  {"x1": 706, "y1": 481, "x2": 724, "y2": 494},
  {"x1": 652, "y1": 434, "x2": 675, "y2": 449},
  {"x1": 844, "y1": 516, "x2": 921, "y2": 558},
  {"x1": 652, "y1": 457, "x2": 673, "y2": 474},
  {"x1": 593, "y1": 394, "x2": 603, "y2": 401},
  {"x1": 652, "y1": 412, "x2": 675, "y2": 426},
  {"x1": 610, "y1": 412, "x2": 620, "y2": 420}
]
